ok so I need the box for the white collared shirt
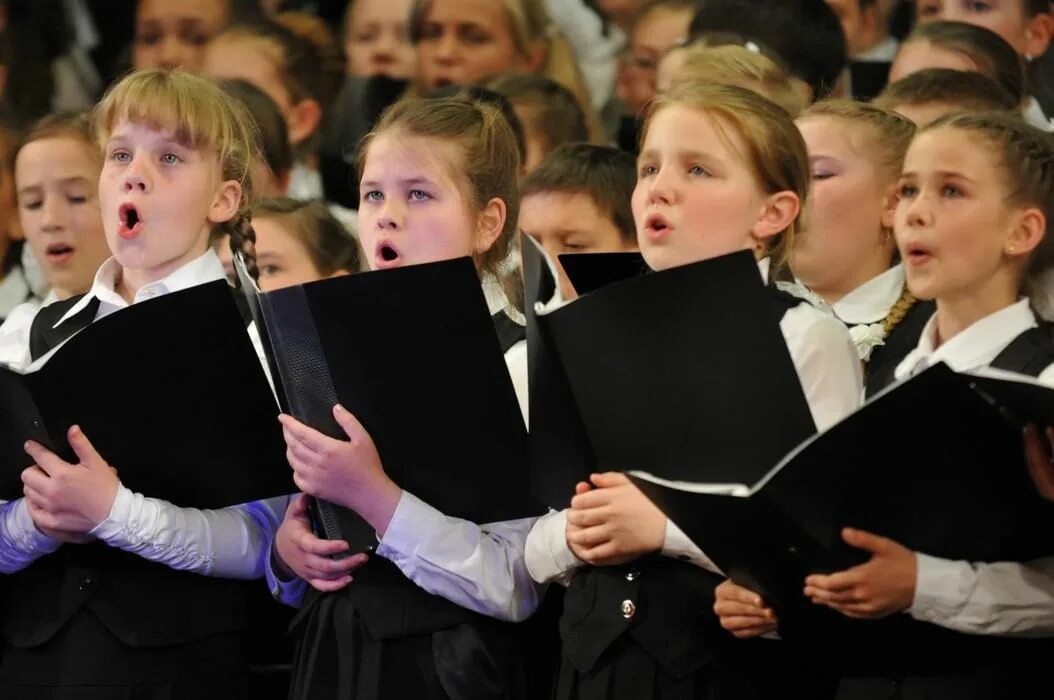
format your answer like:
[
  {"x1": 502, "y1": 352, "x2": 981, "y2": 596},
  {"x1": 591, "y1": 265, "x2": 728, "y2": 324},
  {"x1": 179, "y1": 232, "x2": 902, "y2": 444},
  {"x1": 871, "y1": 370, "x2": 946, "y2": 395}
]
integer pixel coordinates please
[
  {"x1": 1024, "y1": 96, "x2": 1054, "y2": 133},
  {"x1": 0, "y1": 266, "x2": 32, "y2": 321},
  {"x1": 855, "y1": 36, "x2": 899, "y2": 63},
  {"x1": 525, "y1": 258, "x2": 864, "y2": 583},
  {"x1": 0, "y1": 249, "x2": 289, "y2": 579},
  {"x1": 890, "y1": 299, "x2": 1054, "y2": 636}
]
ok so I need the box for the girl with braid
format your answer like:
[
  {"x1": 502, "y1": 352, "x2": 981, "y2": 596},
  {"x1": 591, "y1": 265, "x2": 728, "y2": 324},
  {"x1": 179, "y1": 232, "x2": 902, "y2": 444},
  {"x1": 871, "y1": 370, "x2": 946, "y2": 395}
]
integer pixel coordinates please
[
  {"x1": 777, "y1": 100, "x2": 935, "y2": 396},
  {"x1": 717, "y1": 112, "x2": 1054, "y2": 700},
  {"x1": 0, "y1": 69, "x2": 291, "y2": 699}
]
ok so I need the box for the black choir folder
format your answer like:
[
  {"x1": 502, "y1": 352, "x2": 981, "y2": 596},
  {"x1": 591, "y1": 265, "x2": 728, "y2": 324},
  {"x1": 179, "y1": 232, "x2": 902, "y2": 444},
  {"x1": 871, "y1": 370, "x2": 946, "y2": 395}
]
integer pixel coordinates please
[
  {"x1": 523, "y1": 238, "x2": 818, "y2": 508},
  {"x1": 235, "y1": 254, "x2": 532, "y2": 553},
  {"x1": 630, "y1": 362, "x2": 1054, "y2": 619},
  {"x1": 0, "y1": 280, "x2": 293, "y2": 507}
]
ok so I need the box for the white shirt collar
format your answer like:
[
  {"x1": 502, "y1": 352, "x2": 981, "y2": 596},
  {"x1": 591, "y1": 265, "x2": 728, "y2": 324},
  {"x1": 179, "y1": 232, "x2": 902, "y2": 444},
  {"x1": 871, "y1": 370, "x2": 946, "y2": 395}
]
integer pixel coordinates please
[
  {"x1": 855, "y1": 36, "x2": 899, "y2": 63},
  {"x1": 53, "y1": 249, "x2": 229, "y2": 328},
  {"x1": 832, "y1": 265, "x2": 905, "y2": 325},
  {"x1": 1024, "y1": 97, "x2": 1054, "y2": 133},
  {"x1": 894, "y1": 298, "x2": 1036, "y2": 380},
  {"x1": 0, "y1": 266, "x2": 31, "y2": 317},
  {"x1": 757, "y1": 256, "x2": 771, "y2": 284}
]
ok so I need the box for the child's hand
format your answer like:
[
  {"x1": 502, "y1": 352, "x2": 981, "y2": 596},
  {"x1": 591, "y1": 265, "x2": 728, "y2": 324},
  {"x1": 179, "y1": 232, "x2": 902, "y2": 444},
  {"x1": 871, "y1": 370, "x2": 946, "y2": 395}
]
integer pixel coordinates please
[
  {"x1": 804, "y1": 527, "x2": 917, "y2": 619},
  {"x1": 279, "y1": 405, "x2": 402, "y2": 535},
  {"x1": 566, "y1": 480, "x2": 594, "y2": 562},
  {"x1": 565, "y1": 472, "x2": 665, "y2": 566},
  {"x1": 21, "y1": 425, "x2": 120, "y2": 537},
  {"x1": 1024, "y1": 424, "x2": 1054, "y2": 502},
  {"x1": 274, "y1": 494, "x2": 367, "y2": 593},
  {"x1": 714, "y1": 579, "x2": 778, "y2": 638}
]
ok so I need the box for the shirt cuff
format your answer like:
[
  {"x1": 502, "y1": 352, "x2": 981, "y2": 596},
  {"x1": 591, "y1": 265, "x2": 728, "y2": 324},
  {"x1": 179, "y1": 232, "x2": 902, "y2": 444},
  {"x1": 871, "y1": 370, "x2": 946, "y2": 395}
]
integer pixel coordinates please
[
  {"x1": 88, "y1": 483, "x2": 135, "y2": 545},
  {"x1": 524, "y1": 508, "x2": 584, "y2": 584},
  {"x1": 9, "y1": 498, "x2": 62, "y2": 555},
  {"x1": 662, "y1": 518, "x2": 723, "y2": 575},
  {"x1": 376, "y1": 490, "x2": 440, "y2": 559},
  {"x1": 910, "y1": 552, "x2": 967, "y2": 624}
]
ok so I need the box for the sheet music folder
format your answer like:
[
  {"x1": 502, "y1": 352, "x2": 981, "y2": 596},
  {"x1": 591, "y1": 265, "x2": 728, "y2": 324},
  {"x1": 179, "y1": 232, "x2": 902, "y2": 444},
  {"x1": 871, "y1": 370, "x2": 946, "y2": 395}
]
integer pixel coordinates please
[
  {"x1": 524, "y1": 239, "x2": 817, "y2": 508},
  {"x1": 630, "y1": 362, "x2": 1054, "y2": 622},
  {"x1": 236, "y1": 254, "x2": 533, "y2": 552},
  {"x1": 0, "y1": 280, "x2": 293, "y2": 507}
]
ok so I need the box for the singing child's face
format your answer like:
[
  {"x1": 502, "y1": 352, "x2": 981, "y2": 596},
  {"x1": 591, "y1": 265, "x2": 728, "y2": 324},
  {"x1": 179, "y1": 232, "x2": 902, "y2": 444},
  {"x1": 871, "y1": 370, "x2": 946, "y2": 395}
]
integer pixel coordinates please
[
  {"x1": 358, "y1": 132, "x2": 486, "y2": 270},
  {"x1": 345, "y1": 0, "x2": 417, "y2": 79},
  {"x1": 98, "y1": 120, "x2": 241, "y2": 284},
  {"x1": 895, "y1": 127, "x2": 1025, "y2": 302},
  {"x1": 520, "y1": 191, "x2": 636, "y2": 300},
  {"x1": 792, "y1": 116, "x2": 896, "y2": 294},
  {"x1": 632, "y1": 104, "x2": 777, "y2": 272},
  {"x1": 15, "y1": 137, "x2": 110, "y2": 299},
  {"x1": 915, "y1": 0, "x2": 1049, "y2": 57},
  {"x1": 133, "y1": 0, "x2": 230, "y2": 72},
  {"x1": 415, "y1": 0, "x2": 531, "y2": 92}
]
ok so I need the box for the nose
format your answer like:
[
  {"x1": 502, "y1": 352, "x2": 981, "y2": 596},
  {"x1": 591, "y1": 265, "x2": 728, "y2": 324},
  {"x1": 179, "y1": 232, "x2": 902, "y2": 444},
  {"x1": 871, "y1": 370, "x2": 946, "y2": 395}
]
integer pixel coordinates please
[
  {"x1": 158, "y1": 35, "x2": 186, "y2": 70},
  {"x1": 647, "y1": 166, "x2": 676, "y2": 205},
  {"x1": 376, "y1": 197, "x2": 403, "y2": 230},
  {"x1": 902, "y1": 190, "x2": 932, "y2": 229},
  {"x1": 40, "y1": 196, "x2": 66, "y2": 232},
  {"x1": 122, "y1": 154, "x2": 151, "y2": 194},
  {"x1": 434, "y1": 33, "x2": 459, "y2": 64}
]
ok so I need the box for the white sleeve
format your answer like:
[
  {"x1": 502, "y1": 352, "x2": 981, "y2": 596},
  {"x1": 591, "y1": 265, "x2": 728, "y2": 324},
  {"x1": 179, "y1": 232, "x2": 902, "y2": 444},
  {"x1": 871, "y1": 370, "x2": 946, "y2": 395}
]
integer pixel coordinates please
[
  {"x1": 88, "y1": 486, "x2": 288, "y2": 580},
  {"x1": 376, "y1": 490, "x2": 546, "y2": 622},
  {"x1": 781, "y1": 306, "x2": 864, "y2": 430},
  {"x1": 0, "y1": 300, "x2": 38, "y2": 370},
  {"x1": 543, "y1": 0, "x2": 626, "y2": 110},
  {"x1": 910, "y1": 553, "x2": 1054, "y2": 637},
  {"x1": 264, "y1": 536, "x2": 309, "y2": 608},
  {"x1": 0, "y1": 498, "x2": 62, "y2": 572},
  {"x1": 524, "y1": 508, "x2": 586, "y2": 585},
  {"x1": 660, "y1": 518, "x2": 724, "y2": 575}
]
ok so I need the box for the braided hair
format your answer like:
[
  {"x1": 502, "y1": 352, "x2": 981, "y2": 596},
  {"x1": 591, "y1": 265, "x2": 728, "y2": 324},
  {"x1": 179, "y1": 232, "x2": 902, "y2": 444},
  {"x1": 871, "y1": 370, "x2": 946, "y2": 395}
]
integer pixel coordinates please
[{"x1": 93, "y1": 69, "x2": 263, "y2": 283}]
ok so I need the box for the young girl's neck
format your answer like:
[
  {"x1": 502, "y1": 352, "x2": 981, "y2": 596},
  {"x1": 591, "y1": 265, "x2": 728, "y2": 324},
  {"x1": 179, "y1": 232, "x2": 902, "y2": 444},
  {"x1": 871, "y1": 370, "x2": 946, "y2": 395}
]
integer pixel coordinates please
[
  {"x1": 114, "y1": 248, "x2": 207, "y2": 304},
  {"x1": 933, "y1": 277, "x2": 1020, "y2": 348},
  {"x1": 810, "y1": 251, "x2": 893, "y2": 305}
]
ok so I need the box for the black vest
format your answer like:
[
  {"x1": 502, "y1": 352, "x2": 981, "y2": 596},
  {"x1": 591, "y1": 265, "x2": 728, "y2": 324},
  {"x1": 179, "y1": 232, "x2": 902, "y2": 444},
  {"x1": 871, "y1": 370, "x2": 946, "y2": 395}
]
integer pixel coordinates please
[
  {"x1": 4, "y1": 291, "x2": 255, "y2": 649},
  {"x1": 559, "y1": 290, "x2": 805, "y2": 678},
  {"x1": 864, "y1": 299, "x2": 936, "y2": 399}
]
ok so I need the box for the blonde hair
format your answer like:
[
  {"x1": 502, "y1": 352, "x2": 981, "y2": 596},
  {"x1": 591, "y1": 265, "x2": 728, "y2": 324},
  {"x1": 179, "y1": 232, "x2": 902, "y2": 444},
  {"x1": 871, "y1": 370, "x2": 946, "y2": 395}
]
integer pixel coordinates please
[
  {"x1": 668, "y1": 44, "x2": 808, "y2": 117},
  {"x1": 925, "y1": 112, "x2": 1054, "y2": 299},
  {"x1": 93, "y1": 69, "x2": 262, "y2": 279},
  {"x1": 800, "y1": 100, "x2": 916, "y2": 183},
  {"x1": 357, "y1": 93, "x2": 521, "y2": 278},
  {"x1": 641, "y1": 82, "x2": 809, "y2": 273},
  {"x1": 409, "y1": 0, "x2": 600, "y2": 140}
]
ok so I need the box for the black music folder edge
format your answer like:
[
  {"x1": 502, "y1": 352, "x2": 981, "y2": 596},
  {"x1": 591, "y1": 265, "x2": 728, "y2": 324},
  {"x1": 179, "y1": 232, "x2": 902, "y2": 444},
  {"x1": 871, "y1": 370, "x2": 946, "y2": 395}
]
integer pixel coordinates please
[
  {"x1": 0, "y1": 280, "x2": 293, "y2": 508},
  {"x1": 235, "y1": 253, "x2": 534, "y2": 553}
]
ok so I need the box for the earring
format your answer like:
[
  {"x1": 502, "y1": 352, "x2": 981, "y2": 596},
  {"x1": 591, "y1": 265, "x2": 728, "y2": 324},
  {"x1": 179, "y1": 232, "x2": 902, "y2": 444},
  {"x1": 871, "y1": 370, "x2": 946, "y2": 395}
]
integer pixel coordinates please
[{"x1": 1008, "y1": 245, "x2": 1017, "y2": 254}]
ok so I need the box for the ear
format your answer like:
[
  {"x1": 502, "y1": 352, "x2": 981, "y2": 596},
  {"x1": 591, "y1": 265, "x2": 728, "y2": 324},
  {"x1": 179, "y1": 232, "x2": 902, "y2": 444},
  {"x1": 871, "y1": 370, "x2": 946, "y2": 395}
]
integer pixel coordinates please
[
  {"x1": 751, "y1": 191, "x2": 800, "y2": 241},
  {"x1": 1025, "y1": 12, "x2": 1053, "y2": 59},
  {"x1": 1005, "y1": 206, "x2": 1046, "y2": 259},
  {"x1": 474, "y1": 197, "x2": 507, "y2": 255},
  {"x1": 208, "y1": 180, "x2": 242, "y2": 224},
  {"x1": 287, "y1": 98, "x2": 323, "y2": 147},
  {"x1": 880, "y1": 181, "x2": 900, "y2": 231},
  {"x1": 519, "y1": 41, "x2": 547, "y2": 74}
]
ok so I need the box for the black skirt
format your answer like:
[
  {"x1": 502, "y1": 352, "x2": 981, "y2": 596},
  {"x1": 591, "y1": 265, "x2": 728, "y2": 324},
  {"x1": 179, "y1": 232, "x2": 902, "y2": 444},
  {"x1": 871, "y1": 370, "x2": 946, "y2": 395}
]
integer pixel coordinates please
[
  {"x1": 0, "y1": 609, "x2": 247, "y2": 700},
  {"x1": 288, "y1": 589, "x2": 529, "y2": 700}
]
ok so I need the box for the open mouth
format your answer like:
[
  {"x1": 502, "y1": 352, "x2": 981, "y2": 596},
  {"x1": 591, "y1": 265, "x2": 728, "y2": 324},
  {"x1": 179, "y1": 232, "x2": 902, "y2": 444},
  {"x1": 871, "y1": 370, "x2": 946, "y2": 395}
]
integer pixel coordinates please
[
  {"x1": 375, "y1": 241, "x2": 401, "y2": 267},
  {"x1": 644, "y1": 213, "x2": 671, "y2": 240},
  {"x1": 44, "y1": 242, "x2": 75, "y2": 262},
  {"x1": 904, "y1": 243, "x2": 933, "y2": 265},
  {"x1": 118, "y1": 203, "x2": 143, "y2": 240}
]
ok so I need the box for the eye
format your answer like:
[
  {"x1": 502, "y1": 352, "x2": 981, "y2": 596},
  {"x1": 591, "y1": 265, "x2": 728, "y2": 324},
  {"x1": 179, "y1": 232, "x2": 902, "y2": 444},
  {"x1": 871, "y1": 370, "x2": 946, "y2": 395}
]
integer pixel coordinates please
[
  {"x1": 916, "y1": 2, "x2": 940, "y2": 17},
  {"x1": 897, "y1": 183, "x2": 918, "y2": 198},
  {"x1": 136, "y1": 31, "x2": 162, "y2": 46},
  {"x1": 110, "y1": 149, "x2": 131, "y2": 163},
  {"x1": 966, "y1": 1, "x2": 991, "y2": 12},
  {"x1": 409, "y1": 189, "x2": 433, "y2": 201},
  {"x1": 941, "y1": 184, "x2": 963, "y2": 198},
  {"x1": 21, "y1": 200, "x2": 42, "y2": 211},
  {"x1": 160, "y1": 153, "x2": 182, "y2": 165},
  {"x1": 811, "y1": 170, "x2": 835, "y2": 181},
  {"x1": 261, "y1": 264, "x2": 281, "y2": 276},
  {"x1": 362, "y1": 190, "x2": 383, "y2": 202},
  {"x1": 67, "y1": 195, "x2": 88, "y2": 204},
  {"x1": 419, "y1": 22, "x2": 442, "y2": 40},
  {"x1": 639, "y1": 164, "x2": 658, "y2": 178},
  {"x1": 688, "y1": 164, "x2": 710, "y2": 177},
  {"x1": 461, "y1": 26, "x2": 490, "y2": 44}
]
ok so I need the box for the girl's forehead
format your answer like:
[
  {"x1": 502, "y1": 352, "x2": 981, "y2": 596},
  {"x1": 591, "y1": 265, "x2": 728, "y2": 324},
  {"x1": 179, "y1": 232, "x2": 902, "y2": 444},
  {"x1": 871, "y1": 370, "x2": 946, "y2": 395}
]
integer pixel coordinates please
[{"x1": 364, "y1": 133, "x2": 465, "y2": 182}]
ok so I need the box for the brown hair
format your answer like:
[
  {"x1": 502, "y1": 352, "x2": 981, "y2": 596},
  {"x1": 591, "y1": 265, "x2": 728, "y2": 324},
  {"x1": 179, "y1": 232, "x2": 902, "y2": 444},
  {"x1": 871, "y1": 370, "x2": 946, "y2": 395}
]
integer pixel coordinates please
[
  {"x1": 924, "y1": 112, "x2": 1054, "y2": 298},
  {"x1": 12, "y1": 112, "x2": 99, "y2": 172},
  {"x1": 488, "y1": 73, "x2": 590, "y2": 155},
  {"x1": 357, "y1": 92, "x2": 521, "y2": 277},
  {"x1": 903, "y1": 21, "x2": 1025, "y2": 104},
  {"x1": 668, "y1": 43, "x2": 808, "y2": 117},
  {"x1": 93, "y1": 69, "x2": 262, "y2": 280},
  {"x1": 801, "y1": 99, "x2": 917, "y2": 183},
  {"x1": 641, "y1": 81, "x2": 809, "y2": 273},
  {"x1": 253, "y1": 197, "x2": 361, "y2": 275},
  {"x1": 520, "y1": 143, "x2": 637, "y2": 244},
  {"x1": 873, "y1": 68, "x2": 1019, "y2": 115}
]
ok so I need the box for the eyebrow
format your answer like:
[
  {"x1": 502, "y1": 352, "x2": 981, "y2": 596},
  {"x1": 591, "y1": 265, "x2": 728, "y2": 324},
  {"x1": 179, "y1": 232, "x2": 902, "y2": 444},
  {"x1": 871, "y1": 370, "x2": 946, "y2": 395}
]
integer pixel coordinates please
[
  {"x1": 17, "y1": 176, "x2": 94, "y2": 195},
  {"x1": 901, "y1": 169, "x2": 978, "y2": 182},
  {"x1": 360, "y1": 176, "x2": 438, "y2": 189}
]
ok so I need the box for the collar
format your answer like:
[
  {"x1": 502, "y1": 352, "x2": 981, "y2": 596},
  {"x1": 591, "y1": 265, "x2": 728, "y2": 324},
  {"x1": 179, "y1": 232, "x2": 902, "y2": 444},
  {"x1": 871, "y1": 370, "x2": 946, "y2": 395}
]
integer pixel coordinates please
[
  {"x1": 1024, "y1": 97, "x2": 1054, "y2": 133},
  {"x1": 833, "y1": 265, "x2": 905, "y2": 325},
  {"x1": 53, "y1": 249, "x2": 228, "y2": 328},
  {"x1": 0, "y1": 266, "x2": 31, "y2": 315},
  {"x1": 758, "y1": 256, "x2": 771, "y2": 284},
  {"x1": 894, "y1": 299, "x2": 1036, "y2": 380},
  {"x1": 855, "y1": 36, "x2": 898, "y2": 62}
]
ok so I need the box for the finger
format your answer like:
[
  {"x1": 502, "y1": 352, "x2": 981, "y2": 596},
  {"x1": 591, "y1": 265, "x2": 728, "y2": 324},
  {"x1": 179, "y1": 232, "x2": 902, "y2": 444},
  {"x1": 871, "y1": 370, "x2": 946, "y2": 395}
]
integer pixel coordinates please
[
  {"x1": 715, "y1": 580, "x2": 766, "y2": 607},
  {"x1": 21, "y1": 466, "x2": 54, "y2": 494},
  {"x1": 287, "y1": 438, "x2": 321, "y2": 466},
  {"x1": 575, "y1": 541, "x2": 626, "y2": 565},
  {"x1": 67, "y1": 426, "x2": 104, "y2": 468},
  {"x1": 713, "y1": 600, "x2": 773, "y2": 618},
  {"x1": 804, "y1": 585, "x2": 862, "y2": 605},
  {"x1": 719, "y1": 615, "x2": 776, "y2": 632},
  {"x1": 570, "y1": 489, "x2": 613, "y2": 511},
  {"x1": 573, "y1": 481, "x2": 593, "y2": 497},
  {"x1": 309, "y1": 575, "x2": 353, "y2": 592},
  {"x1": 286, "y1": 493, "x2": 311, "y2": 520},
  {"x1": 732, "y1": 625, "x2": 776, "y2": 639},
  {"x1": 589, "y1": 472, "x2": 630, "y2": 488},
  {"x1": 842, "y1": 527, "x2": 890, "y2": 555},
  {"x1": 566, "y1": 507, "x2": 609, "y2": 529},
  {"x1": 23, "y1": 441, "x2": 68, "y2": 476},
  {"x1": 804, "y1": 569, "x2": 862, "y2": 593},
  {"x1": 332, "y1": 404, "x2": 367, "y2": 443},
  {"x1": 566, "y1": 524, "x2": 612, "y2": 549},
  {"x1": 278, "y1": 416, "x2": 328, "y2": 454},
  {"x1": 296, "y1": 532, "x2": 352, "y2": 557},
  {"x1": 304, "y1": 552, "x2": 367, "y2": 577}
]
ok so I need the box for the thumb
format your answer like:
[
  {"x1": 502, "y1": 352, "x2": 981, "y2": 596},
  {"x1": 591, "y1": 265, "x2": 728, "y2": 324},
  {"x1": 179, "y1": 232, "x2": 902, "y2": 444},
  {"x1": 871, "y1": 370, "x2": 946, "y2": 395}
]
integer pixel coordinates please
[
  {"x1": 574, "y1": 481, "x2": 593, "y2": 496},
  {"x1": 68, "y1": 426, "x2": 105, "y2": 468},
  {"x1": 333, "y1": 404, "x2": 367, "y2": 442},
  {"x1": 288, "y1": 493, "x2": 311, "y2": 520},
  {"x1": 842, "y1": 527, "x2": 889, "y2": 555},
  {"x1": 589, "y1": 472, "x2": 630, "y2": 488}
]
